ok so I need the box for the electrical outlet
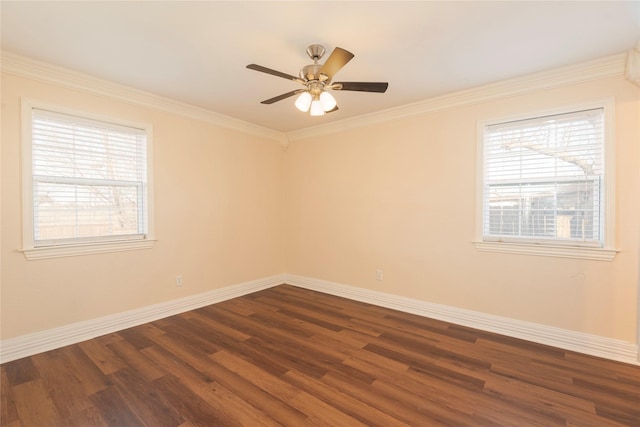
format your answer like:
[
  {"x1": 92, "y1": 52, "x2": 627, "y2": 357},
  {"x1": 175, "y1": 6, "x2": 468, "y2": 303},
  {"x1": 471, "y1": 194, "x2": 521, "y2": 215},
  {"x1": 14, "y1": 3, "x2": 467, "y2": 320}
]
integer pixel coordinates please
[
  {"x1": 176, "y1": 275, "x2": 183, "y2": 287},
  {"x1": 376, "y1": 269, "x2": 383, "y2": 281}
]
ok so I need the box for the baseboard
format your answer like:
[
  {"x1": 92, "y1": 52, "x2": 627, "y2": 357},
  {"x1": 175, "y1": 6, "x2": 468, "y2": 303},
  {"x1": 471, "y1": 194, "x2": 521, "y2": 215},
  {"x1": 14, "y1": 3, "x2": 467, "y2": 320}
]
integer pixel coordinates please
[
  {"x1": 284, "y1": 274, "x2": 640, "y2": 366},
  {"x1": 0, "y1": 274, "x2": 284, "y2": 364},
  {"x1": 4, "y1": 273, "x2": 638, "y2": 366}
]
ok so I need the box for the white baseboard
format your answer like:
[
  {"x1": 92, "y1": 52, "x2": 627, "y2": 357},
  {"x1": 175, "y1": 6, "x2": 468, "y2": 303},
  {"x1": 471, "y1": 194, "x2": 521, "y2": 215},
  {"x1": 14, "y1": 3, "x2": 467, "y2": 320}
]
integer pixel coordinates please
[
  {"x1": 284, "y1": 274, "x2": 640, "y2": 366},
  {"x1": 3, "y1": 273, "x2": 638, "y2": 366},
  {"x1": 0, "y1": 274, "x2": 284, "y2": 364}
]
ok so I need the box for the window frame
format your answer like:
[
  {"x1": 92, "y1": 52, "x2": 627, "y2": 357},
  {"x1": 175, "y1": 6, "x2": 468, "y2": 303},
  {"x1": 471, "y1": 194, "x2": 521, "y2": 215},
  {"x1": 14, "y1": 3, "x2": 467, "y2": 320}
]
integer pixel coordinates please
[
  {"x1": 21, "y1": 98, "x2": 155, "y2": 260},
  {"x1": 474, "y1": 99, "x2": 617, "y2": 261}
]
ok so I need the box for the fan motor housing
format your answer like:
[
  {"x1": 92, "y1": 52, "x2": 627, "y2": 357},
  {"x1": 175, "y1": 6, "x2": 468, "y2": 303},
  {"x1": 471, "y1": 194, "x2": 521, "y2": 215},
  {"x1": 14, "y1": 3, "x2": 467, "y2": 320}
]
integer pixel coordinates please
[{"x1": 300, "y1": 63, "x2": 322, "y2": 81}]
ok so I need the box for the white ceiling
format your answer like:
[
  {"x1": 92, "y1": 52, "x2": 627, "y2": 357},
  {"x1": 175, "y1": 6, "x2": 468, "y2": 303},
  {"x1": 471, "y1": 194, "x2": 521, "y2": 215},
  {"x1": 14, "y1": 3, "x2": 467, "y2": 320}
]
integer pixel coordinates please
[{"x1": 2, "y1": 1, "x2": 639, "y2": 133}]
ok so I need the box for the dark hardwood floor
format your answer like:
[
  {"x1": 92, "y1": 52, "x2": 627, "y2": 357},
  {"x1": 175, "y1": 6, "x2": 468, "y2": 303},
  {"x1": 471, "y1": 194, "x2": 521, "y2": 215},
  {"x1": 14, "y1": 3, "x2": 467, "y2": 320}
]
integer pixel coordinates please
[{"x1": 2, "y1": 284, "x2": 639, "y2": 426}]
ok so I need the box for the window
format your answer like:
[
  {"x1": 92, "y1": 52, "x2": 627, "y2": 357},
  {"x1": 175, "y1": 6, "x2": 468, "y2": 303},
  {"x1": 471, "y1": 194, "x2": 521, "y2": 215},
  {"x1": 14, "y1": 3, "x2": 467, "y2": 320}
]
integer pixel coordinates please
[
  {"x1": 475, "y1": 101, "x2": 616, "y2": 261},
  {"x1": 22, "y1": 100, "x2": 154, "y2": 259}
]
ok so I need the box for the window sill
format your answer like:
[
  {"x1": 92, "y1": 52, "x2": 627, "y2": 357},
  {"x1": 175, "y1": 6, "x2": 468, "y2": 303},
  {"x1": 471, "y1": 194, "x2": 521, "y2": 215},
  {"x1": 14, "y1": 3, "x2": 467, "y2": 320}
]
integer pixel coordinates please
[
  {"x1": 473, "y1": 241, "x2": 618, "y2": 261},
  {"x1": 21, "y1": 239, "x2": 156, "y2": 260}
]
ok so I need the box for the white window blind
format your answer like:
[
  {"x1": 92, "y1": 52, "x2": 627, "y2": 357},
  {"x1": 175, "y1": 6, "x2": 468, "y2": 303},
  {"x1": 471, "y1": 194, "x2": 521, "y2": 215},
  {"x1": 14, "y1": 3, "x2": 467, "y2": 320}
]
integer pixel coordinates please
[
  {"x1": 482, "y1": 107, "x2": 604, "y2": 246},
  {"x1": 31, "y1": 108, "x2": 149, "y2": 247}
]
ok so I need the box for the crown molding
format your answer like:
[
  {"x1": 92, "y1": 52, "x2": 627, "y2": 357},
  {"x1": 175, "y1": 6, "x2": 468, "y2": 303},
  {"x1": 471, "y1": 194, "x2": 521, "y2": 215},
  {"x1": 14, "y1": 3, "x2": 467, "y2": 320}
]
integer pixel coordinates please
[
  {"x1": 2, "y1": 51, "x2": 627, "y2": 145},
  {"x1": 625, "y1": 41, "x2": 640, "y2": 87},
  {"x1": 1, "y1": 51, "x2": 286, "y2": 143},
  {"x1": 286, "y1": 53, "x2": 627, "y2": 141}
]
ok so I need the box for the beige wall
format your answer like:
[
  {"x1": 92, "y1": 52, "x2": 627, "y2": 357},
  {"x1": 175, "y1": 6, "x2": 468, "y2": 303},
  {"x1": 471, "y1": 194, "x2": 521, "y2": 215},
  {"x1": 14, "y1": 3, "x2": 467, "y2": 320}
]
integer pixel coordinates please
[
  {"x1": 2, "y1": 68, "x2": 639, "y2": 348},
  {"x1": 1, "y1": 73, "x2": 285, "y2": 339},
  {"x1": 284, "y1": 75, "x2": 640, "y2": 343}
]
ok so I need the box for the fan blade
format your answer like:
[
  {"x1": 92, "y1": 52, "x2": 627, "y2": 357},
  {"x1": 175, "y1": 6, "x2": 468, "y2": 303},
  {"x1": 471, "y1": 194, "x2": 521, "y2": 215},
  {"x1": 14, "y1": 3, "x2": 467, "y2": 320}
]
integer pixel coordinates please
[
  {"x1": 319, "y1": 47, "x2": 354, "y2": 81},
  {"x1": 247, "y1": 64, "x2": 302, "y2": 83},
  {"x1": 260, "y1": 89, "x2": 304, "y2": 104},
  {"x1": 333, "y1": 82, "x2": 388, "y2": 93},
  {"x1": 327, "y1": 105, "x2": 339, "y2": 113}
]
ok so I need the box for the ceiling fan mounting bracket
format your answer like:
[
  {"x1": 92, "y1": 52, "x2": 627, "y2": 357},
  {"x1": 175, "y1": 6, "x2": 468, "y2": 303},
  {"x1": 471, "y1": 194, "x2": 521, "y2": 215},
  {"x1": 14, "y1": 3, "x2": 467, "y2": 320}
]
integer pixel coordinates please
[{"x1": 305, "y1": 44, "x2": 326, "y2": 62}]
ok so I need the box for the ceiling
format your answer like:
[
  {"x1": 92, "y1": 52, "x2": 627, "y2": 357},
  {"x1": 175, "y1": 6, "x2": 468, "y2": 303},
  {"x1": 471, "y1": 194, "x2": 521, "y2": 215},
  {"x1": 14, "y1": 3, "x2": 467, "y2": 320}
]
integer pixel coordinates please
[{"x1": 2, "y1": 1, "x2": 639, "y2": 133}]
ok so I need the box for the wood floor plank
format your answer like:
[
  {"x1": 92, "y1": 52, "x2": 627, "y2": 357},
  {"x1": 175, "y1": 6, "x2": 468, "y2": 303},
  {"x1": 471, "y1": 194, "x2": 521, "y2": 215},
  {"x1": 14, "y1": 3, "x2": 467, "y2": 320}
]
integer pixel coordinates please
[
  {"x1": 364, "y1": 342, "x2": 487, "y2": 391},
  {"x1": 142, "y1": 346, "x2": 282, "y2": 427},
  {"x1": 370, "y1": 377, "x2": 504, "y2": 427},
  {"x1": 213, "y1": 297, "x2": 261, "y2": 317},
  {"x1": 564, "y1": 351, "x2": 640, "y2": 376},
  {"x1": 2, "y1": 358, "x2": 39, "y2": 386},
  {"x1": 11, "y1": 379, "x2": 64, "y2": 427},
  {"x1": 194, "y1": 359, "x2": 309, "y2": 426},
  {"x1": 108, "y1": 367, "x2": 184, "y2": 427},
  {"x1": 318, "y1": 369, "x2": 447, "y2": 426},
  {"x1": 378, "y1": 329, "x2": 490, "y2": 370},
  {"x1": 242, "y1": 321, "x2": 377, "y2": 385},
  {"x1": 159, "y1": 316, "x2": 222, "y2": 355},
  {"x1": 89, "y1": 385, "x2": 146, "y2": 426},
  {"x1": 151, "y1": 375, "x2": 238, "y2": 427},
  {"x1": 63, "y1": 406, "x2": 110, "y2": 427},
  {"x1": 148, "y1": 329, "x2": 310, "y2": 425},
  {"x1": 210, "y1": 350, "x2": 300, "y2": 402},
  {"x1": 2, "y1": 284, "x2": 639, "y2": 427},
  {"x1": 482, "y1": 375, "x2": 628, "y2": 427},
  {"x1": 286, "y1": 385, "x2": 370, "y2": 427},
  {"x1": 196, "y1": 382, "x2": 282, "y2": 427},
  {"x1": 116, "y1": 327, "x2": 156, "y2": 350},
  {"x1": 106, "y1": 338, "x2": 166, "y2": 382},
  {"x1": 187, "y1": 309, "x2": 252, "y2": 342},
  {"x1": 282, "y1": 368, "x2": 411, "y2": 427},
  {"x1": 379, "y1": 314, "x2": 471, "y2": 343},
  {"x1": 253, "y1": 293, "x2": 356, "y2": 326},
  {"x1": 214, "y1": 338, "x2": 292, "y2": 378},
  {"x1": 30, "y1": 349, "x2": 96, "y2": 420},
  {"x1": 489, "y1": 359, "x2": 640, "y2": 418},
  {"x1": 78, "y1": 337, "x2": 127, "y2": 376},
  {"x1": 0, "y1": 368, "x2": 20, "y2": 426},
  {"x1": 244, "y1": 335, "x2": 330, "y2": 379},
  {"x1": 55, "y1": 345, "x2": 111, "y2": 396},
  {"x1": 347, "y1": 350, "x2": 563, "y2": 427}
]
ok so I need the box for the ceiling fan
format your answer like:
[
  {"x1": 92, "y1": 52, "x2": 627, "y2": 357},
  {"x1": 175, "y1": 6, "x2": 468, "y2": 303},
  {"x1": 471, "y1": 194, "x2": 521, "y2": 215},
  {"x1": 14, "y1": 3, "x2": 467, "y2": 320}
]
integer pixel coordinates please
[{"x1": 246, "y1": 44, "x2": 388, "y2": 116}]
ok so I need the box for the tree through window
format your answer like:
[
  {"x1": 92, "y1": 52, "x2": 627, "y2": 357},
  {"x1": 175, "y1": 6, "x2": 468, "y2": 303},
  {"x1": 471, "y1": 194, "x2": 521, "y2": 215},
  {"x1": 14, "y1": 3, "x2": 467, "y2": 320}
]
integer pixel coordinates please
[
  {"x1": 481, "y1": 107, "x2": 605, "y2": 246},
  {"x1": 29, "y1": 107, "x2": 150, "y2": 247}
]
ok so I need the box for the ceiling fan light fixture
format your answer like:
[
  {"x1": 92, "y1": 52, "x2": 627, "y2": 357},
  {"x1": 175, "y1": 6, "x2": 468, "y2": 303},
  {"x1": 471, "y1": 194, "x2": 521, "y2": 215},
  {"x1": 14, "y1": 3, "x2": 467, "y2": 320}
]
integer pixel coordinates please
[
  {"x1": 319, "y1": 91, "x2": 337, "y2": 111},
  {"x1": 247, "y1": 44, "x2": 388, "y2": 116},
  {"x1": 295, "y1": 91, "x2": 312, "y2": 112},
  {"x1": 310, "y1": 99, "x2": 325, "y2": 116}
]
